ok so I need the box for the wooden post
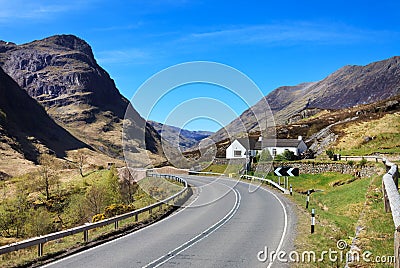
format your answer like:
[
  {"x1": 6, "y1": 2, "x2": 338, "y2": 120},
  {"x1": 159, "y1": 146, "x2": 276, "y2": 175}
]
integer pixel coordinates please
[
  {"x1": 383, "y1": 181, "x2": 391, "y2": 213},
  {"x1": 306, "y1": 190, "x2": 310, "y2": 209},
  {"x1": 395, "y1": 227, "x2": 400, "y2": 268}
]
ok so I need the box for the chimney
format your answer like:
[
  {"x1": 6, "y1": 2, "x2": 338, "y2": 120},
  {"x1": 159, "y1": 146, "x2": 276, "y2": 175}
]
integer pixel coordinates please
[{"x1": 298, "y1": 136, "x2": 303, "y2": 141}]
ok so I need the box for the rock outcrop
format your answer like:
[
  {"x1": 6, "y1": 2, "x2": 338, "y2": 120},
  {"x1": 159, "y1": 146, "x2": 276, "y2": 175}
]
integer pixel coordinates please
[{"x1": 0, "y1": 35, "x2": 162, "y2": 163}]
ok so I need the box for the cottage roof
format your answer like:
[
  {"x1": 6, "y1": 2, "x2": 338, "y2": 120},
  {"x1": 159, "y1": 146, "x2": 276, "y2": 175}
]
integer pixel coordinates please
[
  {"x1": 235, "y1": 138, "x2": 303, "y2": 150},
  {"x1": 262, "y1": 139, "x2": 302, "y2": 148}
]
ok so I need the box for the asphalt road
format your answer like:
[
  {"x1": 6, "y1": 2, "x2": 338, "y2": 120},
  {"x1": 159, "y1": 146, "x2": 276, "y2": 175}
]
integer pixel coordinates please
[{"x1": 44, "y1": 175, "x2": 294, "y2": 268}]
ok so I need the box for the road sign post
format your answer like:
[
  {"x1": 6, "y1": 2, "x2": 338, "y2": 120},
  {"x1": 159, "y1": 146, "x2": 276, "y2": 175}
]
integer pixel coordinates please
[{"x1": 311, "y1": 209, "x2": 315, "y2": 234}]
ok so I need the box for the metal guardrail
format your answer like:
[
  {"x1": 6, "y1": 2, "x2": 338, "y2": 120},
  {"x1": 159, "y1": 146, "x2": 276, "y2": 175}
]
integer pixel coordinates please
[
  {"x1": 187, "y1": 171, "x2": 288, "y2": 194},
  {"x1": 0, "y1": 173, "x2": 188, "y2": 257},
  {"x1": 381, "y1": 158, "x2": 400, "y2": 267},
  {"x1": 240, "y1": 174, "x2": 288, "y2": 194}
]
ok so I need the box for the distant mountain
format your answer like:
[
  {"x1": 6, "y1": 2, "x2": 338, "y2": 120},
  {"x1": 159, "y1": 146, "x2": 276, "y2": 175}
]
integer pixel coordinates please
[
  {"x1": 0, "y1": 35, "x2": 163, "y2": 166},
  {"x1": 0, "y1": 66, "x2": 87, "y2": 172},
  {"x1": 208, "y1": 56, "x2": 400, "y2": 143},
  {"x1": 148, "y1": 121, "x2": 213, "y2": 150}
]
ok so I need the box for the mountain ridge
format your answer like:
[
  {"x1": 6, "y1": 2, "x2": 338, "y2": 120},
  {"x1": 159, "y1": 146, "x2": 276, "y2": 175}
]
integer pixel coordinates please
[
  {"x1": 148, "y1": 120, "x2": 213, "y2": 151},
  {"x1": 0, "y1": 35, "x2": 163, "y2": 166},
  {"x1": 0, "y1": 66, "x2": 89, "y2": 174},
  {"x1": 206, "y1": 56, "x2": 400, "y2": 144}
]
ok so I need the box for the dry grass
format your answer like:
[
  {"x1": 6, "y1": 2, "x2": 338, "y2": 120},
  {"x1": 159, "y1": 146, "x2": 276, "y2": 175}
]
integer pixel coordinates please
[{"x1": 334, "y1": 112, "x2": 400, "y2": 155}]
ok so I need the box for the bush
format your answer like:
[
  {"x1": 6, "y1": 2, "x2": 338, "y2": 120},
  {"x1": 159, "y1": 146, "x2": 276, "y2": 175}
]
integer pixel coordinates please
[
  {"x1": 275, "y1": 150, "x2": 297, "y2": 161},
  {"x1": 359, "y1": 157, "x2": 367, "y2": 167},
  {"x1": 92, "y1": 213, "x2": 105, "y2": 222},
  {"x1": 347, "y1": 160, "x2": 355, "y2": 166},
  {"x1": 104, "y1": 203, "x2": 135, "y2": 218},
  {"x1": 326, "y1": 150, "x2": 335, "y2": 159}
]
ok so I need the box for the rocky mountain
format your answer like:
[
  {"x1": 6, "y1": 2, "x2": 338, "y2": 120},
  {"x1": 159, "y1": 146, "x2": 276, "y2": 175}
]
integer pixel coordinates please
[
  {"x1": 148, "y1": 121, "x2": 213, "y2": 151},
  {"x1": 0, "y1": 35, "x2": 163, "y2": 166},
  {"x1": 208, "y1": 56, "x2": 400, "y2": 143},
  {"x1": 0, "y1": 66, "x2": 88, "y2": 175}
]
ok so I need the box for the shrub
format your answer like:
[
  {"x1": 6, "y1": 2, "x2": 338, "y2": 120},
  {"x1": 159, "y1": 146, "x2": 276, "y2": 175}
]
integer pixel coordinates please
[
  {"x1": 275, "y1": 150, "x2": 297, "y2": 161},
  {"x1": 359, "y1": 157, "x2": 367, "y2": 167},
  {"x1": 92, "y1": 213, "x2": 105, "y2": 222},
  {"x1": 326, "y1": 150, "x2": 335, "y2": 159},
  {"x1": 104, "y1": 203, "x2": 135, "y2": 218}
]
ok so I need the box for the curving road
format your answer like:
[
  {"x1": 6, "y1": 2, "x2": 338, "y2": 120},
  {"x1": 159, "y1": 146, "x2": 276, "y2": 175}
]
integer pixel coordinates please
[{"x1": 44, "y1": 175, "x2": 294, "y2": 268}]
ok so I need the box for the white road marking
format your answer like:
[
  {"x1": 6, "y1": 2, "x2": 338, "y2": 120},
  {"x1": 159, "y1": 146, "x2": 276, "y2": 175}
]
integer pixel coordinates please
[{"x1": 143, "y1": 182, "x2": 241, "y2": 268}]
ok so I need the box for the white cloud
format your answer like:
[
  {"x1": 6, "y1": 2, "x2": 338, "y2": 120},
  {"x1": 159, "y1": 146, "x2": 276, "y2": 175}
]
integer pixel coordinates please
[
  {"x1": 180, "y1": 22, "x2": 394, "y2": 46},
  {"x1": 96, "y1": 48, "x2": 151, "y2": 65},
  {"x1": 0, "y1": 0, "x2": 93, "y2": 20}
]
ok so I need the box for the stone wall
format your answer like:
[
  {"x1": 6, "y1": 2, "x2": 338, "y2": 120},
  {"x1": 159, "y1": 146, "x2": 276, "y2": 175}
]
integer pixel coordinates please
[
  {"x1": 256, "y1": 161, "x2": 376, "y2": 177},
  {"x1": 212, "y1": 158, "x2": 246, "y2": 166}
]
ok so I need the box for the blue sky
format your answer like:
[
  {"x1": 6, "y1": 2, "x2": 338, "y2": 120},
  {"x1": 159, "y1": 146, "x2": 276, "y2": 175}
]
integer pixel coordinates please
[{"x1": 0, "y1": 0, "x2": 399, "y2": 131}]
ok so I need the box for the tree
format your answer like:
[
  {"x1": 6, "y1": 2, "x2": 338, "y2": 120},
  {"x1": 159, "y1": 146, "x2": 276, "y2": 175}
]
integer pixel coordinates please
[
  {"x1": 37, "y1": 154, "x2": 60, "y2": 200},
  {"x1": 105, "y1": 166, "x2": 122, "y2": 203},
  {"x1": 74, "y1": 152, "x2": 87, "y2": 177},
  {"x1": 0, "y1": 191, "x2": 29, "y2": 237},
  {"x1": 25, "y1": 207, "x2": 55, "y2": 237},
  {"x1": 119, "y1": 167, "x2": 139, "y2": 204},
  {"x1": 84, "y1": 184, "x2": 108, "y2": 215},
  {"x1": 276, "y1": 150, "x2": 297, "y2": 161},
  {"x1": 65, "y1": 194, "x2": 89, "y2": 225}
]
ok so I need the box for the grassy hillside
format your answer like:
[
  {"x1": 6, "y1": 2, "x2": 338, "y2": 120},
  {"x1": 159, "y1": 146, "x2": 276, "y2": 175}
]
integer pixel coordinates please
[
  {"x1": 238, "y1": 166, "x2": 394, "y2": 267},
  {"x1": 333, "y1": 112, "x2": 400, "y2": 156},
  {"x1": 0, "y1": 161, "x2": 184, "y2": 267}
]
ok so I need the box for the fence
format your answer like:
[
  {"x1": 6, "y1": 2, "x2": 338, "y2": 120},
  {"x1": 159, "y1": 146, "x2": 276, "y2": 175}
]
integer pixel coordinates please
[
  {"x1": 0, "y1": 173, "x2": 188, "y2": 257},
  {"x1": 381, "y1": 158, "x2": 400, "y2": 267}
]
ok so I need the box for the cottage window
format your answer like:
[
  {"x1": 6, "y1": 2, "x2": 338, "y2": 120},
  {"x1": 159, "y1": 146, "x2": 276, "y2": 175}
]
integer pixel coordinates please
[
  {"x1": 234, "y1": 150, "x2": 242, "y2": 157},
  {"x1": 272, "y1": 149, "x2": 277, "y2": 156}
]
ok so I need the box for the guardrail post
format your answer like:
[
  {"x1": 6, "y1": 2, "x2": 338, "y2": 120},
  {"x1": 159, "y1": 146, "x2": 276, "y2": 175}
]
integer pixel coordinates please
[
  {"x1": 135, "y1": 214, "x2": 138, "y2": 222},
  {"x1": 84, "y1": 230, "x2": 89, "y2": 242},
  {"x1": 38, "y1": 243, "x2": 43, "y2": 257},
  {"x1": 114, "y1": 220, "x2": 119, "y2": 229},
  {"x1": 149, "y1": 208, "x2": 152, "y2": 215}
]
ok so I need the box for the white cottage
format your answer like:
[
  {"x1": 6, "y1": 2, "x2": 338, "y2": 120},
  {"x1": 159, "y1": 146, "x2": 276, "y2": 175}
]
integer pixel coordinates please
[
  {"x1": 263, "y1": 136, "x2": 308, "y2": 158},
  {"x1": 225, "y1": 138, "x2": 260, "y2": 159},
  {"x1": 226, "y1": 136, "x2": 307, "y2": 159}
]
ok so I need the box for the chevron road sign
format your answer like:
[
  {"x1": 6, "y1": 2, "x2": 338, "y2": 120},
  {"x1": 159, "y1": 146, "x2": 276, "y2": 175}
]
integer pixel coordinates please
[{"x1": 274, "y1": 167, "x2": 299, "y2": 177}]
